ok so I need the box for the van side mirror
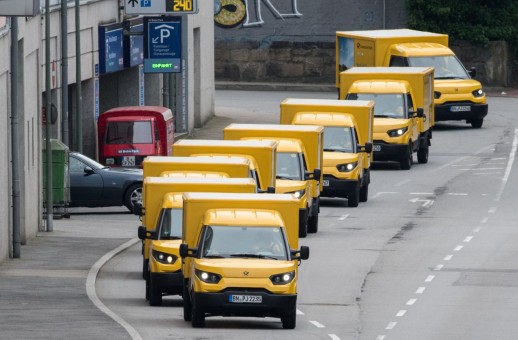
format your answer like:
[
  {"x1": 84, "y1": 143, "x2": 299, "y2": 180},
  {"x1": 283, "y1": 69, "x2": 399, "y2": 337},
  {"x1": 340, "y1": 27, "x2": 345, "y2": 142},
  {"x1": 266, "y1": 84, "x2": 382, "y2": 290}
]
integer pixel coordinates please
[
  {"x1": 179, "y1": 243, "x2": 197, "y2": 258},
  {"x1": 313, "y1": 168, "x2": 321, "y2": 180},
  {"x1": 133, "y1": 202, "x2": 143, "y2": 216},
  {"x1": 363, "y1": 142, "x2": 373, "y2": 153},
  {"x1": 468, "y1": 67, "x2": 477, "y2": 78},
  {"x1": 410, "y1": 108, "x2": 424, "y2": 118},
  {"x1": 267, "y1": 186, "x2": 275, "y2": 194},
  {"x1": 138, "y1": 226, "x2": 154, "y2": 240},
  {"x1": 304, "y1": 169, "x2": 321, "y2": 181},
  {"x1": 291, "y1": 246, "x2": 310, "y2": 260}
]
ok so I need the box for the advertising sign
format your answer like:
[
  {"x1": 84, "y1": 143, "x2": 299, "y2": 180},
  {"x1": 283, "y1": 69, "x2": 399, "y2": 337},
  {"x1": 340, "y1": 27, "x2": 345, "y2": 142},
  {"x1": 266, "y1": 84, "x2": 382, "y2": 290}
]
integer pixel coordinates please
[
  {"x1": 124, "y1": 22, "x2": 144, "y2": 67},
  {"x1": 98, "y1": 23, "x2": 124, "y2": 74}
]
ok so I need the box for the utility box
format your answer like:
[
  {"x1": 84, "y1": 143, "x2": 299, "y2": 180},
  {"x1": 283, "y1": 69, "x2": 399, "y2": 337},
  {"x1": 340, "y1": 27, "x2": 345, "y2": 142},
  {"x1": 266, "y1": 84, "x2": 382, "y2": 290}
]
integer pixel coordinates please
[{"x1": 43, "y1": 139, "x2": 70, "y2": 218}]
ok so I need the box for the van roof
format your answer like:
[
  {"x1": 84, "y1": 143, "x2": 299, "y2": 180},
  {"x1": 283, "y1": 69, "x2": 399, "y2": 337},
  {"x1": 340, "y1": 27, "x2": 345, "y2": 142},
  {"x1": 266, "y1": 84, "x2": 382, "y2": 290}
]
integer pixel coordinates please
[
  {"x1": 144, "y1": 155, "x2": 251, "y2": 166},
  {"x1": 174, "y1": 139, "x2": 278, "y2": 148},
  {"x1": 225, "y1": 123, "x2": 323, "y2": 133},
  {"x1": 336, "y1": 29, "x2": 445, "y2": 39},
  {"x1": 293, "y1": 112, "x2": 356, "y2": 127},
  {"x1": 281, "y1": 98, "x2": 373, "y2": 108},
  {"x1": 392, "y1": 42, "x2": 453, "y2": 56},
  {"x1": 343, "y1": 67, "x2": 433, "y2": 75},
  {"x1": 240, "y1": 137, "x2": 303, "y2": 153},
  {"x1": 144, "y1": 177, "x2": 255, "y2": 185}
]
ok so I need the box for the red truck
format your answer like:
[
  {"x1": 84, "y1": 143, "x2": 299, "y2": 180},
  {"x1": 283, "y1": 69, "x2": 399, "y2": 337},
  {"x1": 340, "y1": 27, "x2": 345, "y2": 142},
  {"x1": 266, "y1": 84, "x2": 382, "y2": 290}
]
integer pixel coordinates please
[{"x1": 97, "y1": 106, "x2": 174, "y2": 167}]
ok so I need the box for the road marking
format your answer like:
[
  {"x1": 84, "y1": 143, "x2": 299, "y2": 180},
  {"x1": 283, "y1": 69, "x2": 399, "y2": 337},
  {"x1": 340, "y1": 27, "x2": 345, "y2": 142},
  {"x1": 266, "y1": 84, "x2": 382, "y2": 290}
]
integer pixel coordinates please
[
  {"x1": 454, "y1": 245, "x2": 464, "y2": 251},
  {"x1": 474, "y1": 172, "x2": 502, "y2": 175},
  {"x1": 377, "y1": 336, "x2": 386, "y2": 340},
  {"x1": 86, "y1": 238, "x2": 142, "y2": 340},
  {"x1": 409, "y1": 197, "x2": 434, "y2": 207},
  {"x1": 425, "y1": 275, "x2": 435, "y2": 282},
  {"x1": 406, "y1": 299, "x2": 417, "y2": 305},
  {"x1": 480, "y1": 217, "x2": 488, "y2": 224},
  {"x1": 464, "y1": 236, "x2": 473, "y2": 243},
  {"x1": 338, "y1": 214, "x2": 349, "y2": 221},
  {"x1": 394, "y1": 179, "x2": 411, "y2": 187},
  {"x1": 386, "y1": 322, "x2": 397, "y2": 330},
  {"x1": 416, "y1": 287, "x2": 426, "y2": 294},
  {"x1": 296, "y1": 309, "x2": 304, "y2": 315},
  {"x1": 496, "y1": 128, "x2": 518, "y2": 202},
  {"x1": 328, "y1": 335, "x2": 341, "y2": 340},
  {"x1": 410, "y1": 192, "x2": 434, "y2": 195},
  {"x1": 458, "y1": 167, "x2": 504, "y2": 171},
  {"x1": 309, "y1": 321, "x2": 325, "y2": 328},
  {"x1": 396, "y1": 310, "x2": 407, "y2": 317},
  {"x1": 430, "y1": 144, "x2": 494, "y2": 173},
  {"x1": 434, "y1": 264, "x2": 444, "y2": 271},
  {"x1": 444, "y1": 255, "x2": 453, "y2": 261},
  {"x1": 473, "y1": 227, "x2": 482, "y2": 232},
  {"x1": 372, "y1": 191, "x2": 398, "y2": 199},
  {"x1": 447, "y1": 193, "x2": 468, "y2": 196},
  {"x1": 489, "y1": 207, "x2": 497, "y2": 214}
]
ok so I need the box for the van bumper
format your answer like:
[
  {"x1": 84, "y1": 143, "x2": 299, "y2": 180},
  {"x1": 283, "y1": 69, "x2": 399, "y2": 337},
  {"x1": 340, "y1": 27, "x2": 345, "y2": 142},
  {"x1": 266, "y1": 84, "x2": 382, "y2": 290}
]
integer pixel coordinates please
[
  {"x1": 372, "y1": 142, "x2": 408, "y2": 162},
  {"x1": 321, "y1": 176, "x2": 358, "y2": 198},
  {"x1": 150, "y1": 271, "x2": 183, "y2": 294},
  {"x1": 435, "y1": 103, "x2": 488, "y2": 122},
  {"x1": 193, "y1": 291, "x2": 297, "y2": 318}
]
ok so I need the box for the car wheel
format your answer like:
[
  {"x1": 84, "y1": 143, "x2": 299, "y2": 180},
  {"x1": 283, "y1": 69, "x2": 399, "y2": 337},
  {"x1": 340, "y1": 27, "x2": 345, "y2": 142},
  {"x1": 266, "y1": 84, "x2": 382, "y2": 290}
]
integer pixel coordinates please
[
  {"x1": 124, "y1": 183, "x2": 142, "y2": 212},
  {"x1": 471, "y1": 118, "x2": 483, "y2": 128},
  {"x1": 281, "y1": 308, "x2": 297, "y2": 329},
  {"x1": 359, "y1": 182, "x2": 368, "y2": 203},
  {"x1": 149, "y1": 275, "x2": 162, "y2": 306}
]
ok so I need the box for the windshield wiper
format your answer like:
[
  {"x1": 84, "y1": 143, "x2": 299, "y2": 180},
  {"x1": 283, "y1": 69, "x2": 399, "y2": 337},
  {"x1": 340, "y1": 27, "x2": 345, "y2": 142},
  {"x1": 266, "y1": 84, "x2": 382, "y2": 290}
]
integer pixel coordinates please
[
  {"x1": 324, "y1": 148, "x2": 345, "y2": 152},
  {"x1": 159, "y1": 236, "x2": 182, "y2": 240},
  {"x1": 374, "y1": 114, "x2": 393, "y2": 118},
  {"x1": 230, "y1": 253, "x2": 278, "y2": 260},
  {"x1": 204, "y1": 255, "x2": 226, "y2": 258},
  {"x1": 276, "y1": 175, "x2": 293, "y2": 180}
]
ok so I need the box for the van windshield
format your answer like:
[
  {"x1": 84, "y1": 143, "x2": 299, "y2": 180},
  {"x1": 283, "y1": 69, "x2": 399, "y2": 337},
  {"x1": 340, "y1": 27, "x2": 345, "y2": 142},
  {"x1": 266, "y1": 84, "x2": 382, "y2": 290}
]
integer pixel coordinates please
[
  {"x1": 199, "y1": 226, "x2": 288, "y2": 260},
  {"x1": 348, "y1": 93, "x2": 406, "y2": 119},
  {"x1": 276, "y1": 152, "x2": 303, "y2": 180},
  {"x1": 156, "y1": 208, "x2": 182, "y2": 240},
  {"x1": 324, "y1": 127, "x2": 355, "y2": 153},
  {"x1": 408, "y1": 55, "x2": 469, "y2": 79},
  {"x1": 106, "y1": 121, "x2": 153, "y2": 144}
]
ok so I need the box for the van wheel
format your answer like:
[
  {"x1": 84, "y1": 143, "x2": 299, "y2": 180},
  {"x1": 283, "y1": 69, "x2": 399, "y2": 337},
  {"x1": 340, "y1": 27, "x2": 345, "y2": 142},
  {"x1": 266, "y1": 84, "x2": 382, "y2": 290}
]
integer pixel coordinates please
[
  {"x1": 348, "y1": 185, "x2": 360, "y2": 207},
  {"x1": 281, "y1": 309, "x2": 297, "y2": 329},
  {"x1": 124, "y1": 183, "x2": 142, "y2": 212},
  {"x1": 145, "y1": 275, "x2": 150, "y2": 301},
  {"x1": 400, "y1": 143, "x2": 413, "y2": 170},
  {"x1": 142, "y1": 259, "x2": 148, "y2": 280},
  {"x1": 191, "y1": 298, "x2": 205, "y2": 328},
  {"x1": 183, "y1": 284, "x2": 192, "y2": 322},
  {"x1": 359, "y1": 183, "x2": 369, "y2": 203},
  {"x1": 299, "y1": 216, "x2": 308, "y2": 238},
  {"x1": 417, "y1": 144, "x2": 429, "y2": 164},
  {"x1": 471, "y1": 118, "x2": 483, "y2": 128},
  {"x1": 307, "y1": 214, "x2": 318, "y2": 233},
  {"x1": 148, "y1": 276, "x2": 162, "y2": 306}
]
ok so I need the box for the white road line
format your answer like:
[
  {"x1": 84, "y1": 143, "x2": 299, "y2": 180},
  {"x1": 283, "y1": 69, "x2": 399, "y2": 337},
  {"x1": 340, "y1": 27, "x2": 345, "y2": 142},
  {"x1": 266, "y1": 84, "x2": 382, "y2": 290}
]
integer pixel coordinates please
[
  {"x1": 447, "y1": 193, "x2": 468, "y2": 196},
  {"x1": 425, "y1": 275, "x2": 435, "y2": 282},
  {"x1": 376, "y1": 335, "x2": 386, "y2": 340},
  {"x1": 296, "y1": 309, "x2": 304, "y2": 315},
  {"x1": 473, "y1": 227, "x2": 482, "y2": 232},
  {"x1": 495, "y1": 128, "x2": 518, "y2": 202},
  {"x1": 394, "y1": 179, "x2": 411, "y2": 187},
  {"x1": 309, "y1": 320, "x2": 326, "y2": 328},
  {"x1": 406, "y1": 299, "x2": 417, "y2": 305},
  {"x1": 372, "y1": 191, "x2": 398, "y2": 199},
  {"x1": 458, "y1": 167, "x2": 504, "y2": 171},
  {"x1": 396, "y1": 310, "x2": 407, "y2": 317},
  {"x1": 430, "y1": 144, "x2": 494, "y2": 173},
  {"x1": 489, "y1": 207, "x2": 497, "y2": 214},
  {"x1": 410, "y1": 192, "x2": 433, "y2": 195},
  {"x1": 416, "y1": 287, "x2": 426, "y2": 294},
  {"x1": 464, "y1": 236, "x2": 473, "y2": 243},
  {"x1": 444, "y1": 255, "x2": 453, "y2": 261},
  {"x1": 386, "y1": 322, "x2": 397, "y2": 330},
  {"x1": 338, "y1": 214, "x2": 349, "y2": 221},
  {"x1": 474, "y1": 172, "x2": 502, "y2": 175},
  {"x1": 86, "y1": 238, "x2": 142, "y2": 340},
  {"x1": 481, "y1": 217, "x2": 488, "y2": 223},
  {"x1": 454, "y1": 245, "x2": 464, "y2": 251},
  {"x1": 434, "y1": 264, "x2": 444, "y2": 271},
  {"x1": 328, "y1": 335, "x2": 341, "y2": 340}
]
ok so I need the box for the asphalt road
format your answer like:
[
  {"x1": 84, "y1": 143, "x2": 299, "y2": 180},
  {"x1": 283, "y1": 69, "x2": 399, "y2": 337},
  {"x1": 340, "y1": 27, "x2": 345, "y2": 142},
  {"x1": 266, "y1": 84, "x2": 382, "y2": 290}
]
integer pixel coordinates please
[{"x1": 95, "y1": 91, "x2": 518, "y2": 340}]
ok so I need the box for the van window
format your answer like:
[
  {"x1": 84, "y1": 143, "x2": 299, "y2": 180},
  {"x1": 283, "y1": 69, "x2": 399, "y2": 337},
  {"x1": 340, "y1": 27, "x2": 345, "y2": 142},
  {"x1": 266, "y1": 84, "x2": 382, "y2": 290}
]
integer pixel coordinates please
[
  {"x1": 106, "y1": 121, "x2": 153, "y2": 144},
  {"x1": 389, "y1": 56, "x2": 408, "y2": 67},
  {"x1": 156, "y1": 208, "x2": 182, "y2": 239},
  {"x1": 407, "y1": 55, "x2": 469, "y2": 79},
  {"x1": 324, "y1": 127, "x2": 355, "y2": 153},
  {"x1": 348, "y1": 93, "x2": 406, "y2": 119},
  {"x1": 276, "y1": 152, "x2": 303, "y2": 180}
]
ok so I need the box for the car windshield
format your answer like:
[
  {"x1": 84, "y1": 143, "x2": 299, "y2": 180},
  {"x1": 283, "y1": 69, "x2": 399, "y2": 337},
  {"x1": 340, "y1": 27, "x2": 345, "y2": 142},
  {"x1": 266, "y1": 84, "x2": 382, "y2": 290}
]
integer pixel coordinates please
[
  {"x1": 199, "y1": 226, "x2": 288, "y2": 260},
  {"x1": 156, "y1": 208, "x2": 182, "y2": 240},
  {"x1": 276, "y1": 152, "x2": 302, "y2": 180},
  {"x1": 69, "y1": 153, "x2": 105, "y2": 171},
  {"x1": 408, "y1": 55, "x2": 469, "y2": 79},
  {"x1": 349, "y1": 93, "x2": 406, "y2": 119},
  {"x1": 324, "y1": 127, "x2": 355, "y2": 153},
  {"x1": 106, "y1": 121, "x2": 153, "y2": 144}
]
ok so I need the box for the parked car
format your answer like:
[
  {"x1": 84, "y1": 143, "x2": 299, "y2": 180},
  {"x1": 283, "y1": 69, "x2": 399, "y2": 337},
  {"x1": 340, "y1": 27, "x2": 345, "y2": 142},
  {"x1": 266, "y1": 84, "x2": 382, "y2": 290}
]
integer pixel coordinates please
[{"x1": 69, "y1": 152, "x2": 143, "y2": 212}]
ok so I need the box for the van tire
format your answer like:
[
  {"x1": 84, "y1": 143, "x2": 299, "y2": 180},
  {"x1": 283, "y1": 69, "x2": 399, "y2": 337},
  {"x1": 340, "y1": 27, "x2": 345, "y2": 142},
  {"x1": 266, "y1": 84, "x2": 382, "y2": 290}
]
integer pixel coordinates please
[
  {"x1": 183, "y1": 284, "x2": 192, "y2": 322},
  {"x1": 124, "y1": 183, "x2": 142, "y2": 212},
  {"x1": 359, "y1": 183, "x2": 368, "y2": 203},
  {"x1": 142, "y1": 259, "x2": 148, "y2": 280},
  {"x1": 299, "y1": 214, "x2": 308, "y2": 238},
  {"x1": 145, "y1": 275, "x2": 150, "y2": 301},
  {"x1": 191, "y1": 298, "x2": 205, "y2": 328},
  {"x1": 471, "y1": 118, "x2": 483, "y2": 128},
  {"x1": 417, "y1": 144, "x2": 429, "y2": 164},
  {"x1": 148, "y1": 276, "x2": 162, "y2": 306},
  {"x1": 348, "y1": 185, "x2": 360, "y2": 207},
  {"x1": 281, "y1": 309, "x2": 297, "y2": 329},
  {"x1": 308, "y1": 214, "x2": 318, "y2": 233},
  {"x1": 400, "y1": 143, "x2": 413, "y2": 170}
]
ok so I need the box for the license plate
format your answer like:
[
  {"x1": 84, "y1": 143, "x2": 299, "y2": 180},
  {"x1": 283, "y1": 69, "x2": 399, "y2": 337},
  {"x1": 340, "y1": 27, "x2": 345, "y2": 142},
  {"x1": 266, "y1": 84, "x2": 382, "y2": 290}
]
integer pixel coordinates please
[
  {"x1": 450, "y1": 105, "x2": 471, "y2": 112},
  {"x1": 229, "y1": 294, "x2": 262, "y2": 303},
  {"x1": 122, "y1": 156, "x2": 135, "y2": 167},
  {"x1": 323, "y1": 180, "x2": 329, "y2": 187},
  {"x1": 373, "y1": 144, "x2": 381, "y2": 152}
]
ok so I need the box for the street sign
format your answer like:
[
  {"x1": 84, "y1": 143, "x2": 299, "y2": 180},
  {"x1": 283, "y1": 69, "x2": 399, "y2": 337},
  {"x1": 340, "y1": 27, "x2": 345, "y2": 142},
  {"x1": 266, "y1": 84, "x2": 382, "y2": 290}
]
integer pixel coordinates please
[
  {"x1": 143, "y1": 16, "x2": 182, "y2": 73},
  {"x1": 125, "y1": 0, "x2": 198, "y2": 15},
  {"x1": 0, "y1": 0, "x2": 39, "y2": 16}
]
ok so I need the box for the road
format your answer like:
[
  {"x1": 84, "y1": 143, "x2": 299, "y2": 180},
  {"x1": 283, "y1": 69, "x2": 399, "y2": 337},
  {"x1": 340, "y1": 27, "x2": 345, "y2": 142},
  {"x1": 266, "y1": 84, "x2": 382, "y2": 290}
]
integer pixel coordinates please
[{"x1": 96, "y1": 91, "x2": 518, "y2": 340}]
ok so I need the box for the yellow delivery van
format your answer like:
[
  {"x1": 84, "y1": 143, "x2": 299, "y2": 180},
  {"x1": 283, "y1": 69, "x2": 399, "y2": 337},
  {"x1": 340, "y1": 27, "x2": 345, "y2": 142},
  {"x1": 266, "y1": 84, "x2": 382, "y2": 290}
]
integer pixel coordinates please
[
  {"x1": 223, "y1": 124, "x2": 323, "y2": 236},
  {"x1": 336, "y1": 29, "x2": 488, "y2": 128},
  {"x1": 280, "y1": 98, "x2": 374, "y2": 206},
  {"x1": 340, "y1": 67, "x2": 434, "y2": 170},
  {"x1": 179, "y1": 192, "x2": 309, "y2": 329},
  {"x1": 137, "y1": 177, "x2": 257, "y2": 284},
  {"x1": 173, "y1": 139, "x2": 277, "y2": 193}
]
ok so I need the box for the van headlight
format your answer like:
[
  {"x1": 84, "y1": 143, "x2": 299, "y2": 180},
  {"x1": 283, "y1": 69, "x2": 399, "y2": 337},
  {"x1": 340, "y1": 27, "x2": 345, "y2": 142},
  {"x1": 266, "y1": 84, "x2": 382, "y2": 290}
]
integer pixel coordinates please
[
  {"x1": 472, "y1": 89, "x2": 484, "y2": 97},
  {"x1": 270, "y1": 271, "x2": 295, "y2": 285},
  {"x1": 337, "y1": 162, "x2": 358, "y2": 172},
  {"x1": 152, "y1": 250, "x2": 178, "y2": 264},
  {"x1": 195, "y1": 269, "x2": 221, "y2": 284},
  {"x1": 387, "y1": 127, "x2": 408, "y2": 137},
  {"x1": 288, "y1": 190, "x2": 305, "y2": 199}
]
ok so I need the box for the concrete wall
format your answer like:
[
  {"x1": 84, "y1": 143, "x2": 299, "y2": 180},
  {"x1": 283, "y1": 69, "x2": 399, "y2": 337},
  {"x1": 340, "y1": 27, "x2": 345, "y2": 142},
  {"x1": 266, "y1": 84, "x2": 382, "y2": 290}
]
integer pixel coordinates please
[{"x1": 0, "y1": 24, "x2": 10, "y2": 262}]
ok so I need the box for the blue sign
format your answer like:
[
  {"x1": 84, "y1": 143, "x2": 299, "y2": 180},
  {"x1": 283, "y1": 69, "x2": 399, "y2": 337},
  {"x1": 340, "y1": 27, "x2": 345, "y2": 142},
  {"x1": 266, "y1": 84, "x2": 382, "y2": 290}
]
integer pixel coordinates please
[
  {"x1": 143, "y1": 16, "x2": 182, "y2": 73},
  {"x1": 98, "y1": 23, "x2": 124, "y2": 74},
  {"x1": 124, "y1": 22, "x2": 144, "y2": 67}
]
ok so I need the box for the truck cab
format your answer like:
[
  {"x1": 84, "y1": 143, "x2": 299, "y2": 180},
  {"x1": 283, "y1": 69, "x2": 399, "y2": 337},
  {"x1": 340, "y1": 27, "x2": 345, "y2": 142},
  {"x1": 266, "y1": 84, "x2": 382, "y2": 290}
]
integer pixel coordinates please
[
  {"x1": 179, "y1": 192, "x2": 309, "y2": 329},
  {"x1": 340, "y1": 67, "x2": 434, "y2": 170},
  {"x1": 223, "y1": 124, "x2": 324, "y2": 237},
  {"x1": 279, "y1": 98, "x2": 374, "y2": 207}
]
